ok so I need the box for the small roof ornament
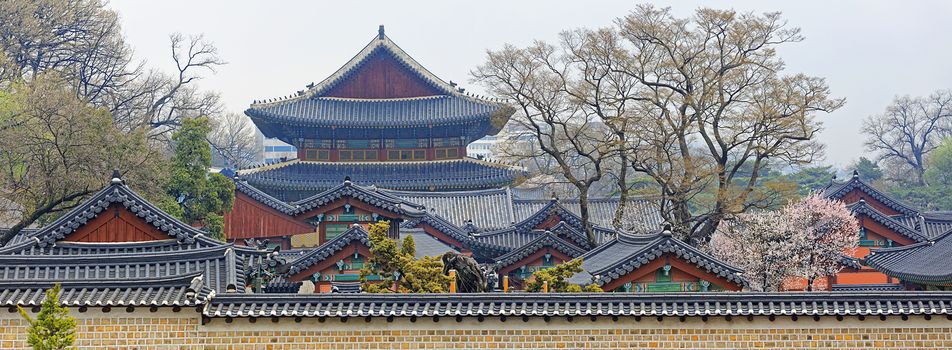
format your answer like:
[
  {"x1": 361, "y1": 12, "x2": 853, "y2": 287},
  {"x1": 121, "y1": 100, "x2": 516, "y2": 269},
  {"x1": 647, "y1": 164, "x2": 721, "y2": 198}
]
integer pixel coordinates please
[
  {"x1": 378, "y1": 25, "x2": 385, "y2": 40},
  {"x1": 661, "y1": 223, "x2": 673, "y2": 236},
  {"x1": 344, "y1": 176, "x2": 352, "y2": 184},
  {"x1": 852, "y1": 169, "x2": 859, "y2": 179},
  {"x1": 110, "y1": 169, "x2": 122, "y2": 185}
]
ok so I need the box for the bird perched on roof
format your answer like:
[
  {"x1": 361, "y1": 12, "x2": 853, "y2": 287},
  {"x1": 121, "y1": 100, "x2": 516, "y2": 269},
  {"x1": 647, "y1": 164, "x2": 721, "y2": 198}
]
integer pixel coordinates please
[{"x1": 441, "y1": 251, "x2": 487, "y2": 292}]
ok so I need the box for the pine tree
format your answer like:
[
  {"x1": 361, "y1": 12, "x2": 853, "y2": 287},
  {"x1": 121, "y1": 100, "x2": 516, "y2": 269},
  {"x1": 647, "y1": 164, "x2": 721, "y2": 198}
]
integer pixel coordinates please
[
  {"x1": 525, "y1": 258, "x2": 603, "y2": 292},
  {"x1": 164, "y1": 117, "x2": 235, "y2": 240},
  {"x1": 400, "y1": 235, "x2": 416, "y2": 257},
  {"x1": 360, "y1": 222, "x2": 452, "y2": 293},
  {"x1": 18, "y1": 284, "x2": 76, "y2": 350}
]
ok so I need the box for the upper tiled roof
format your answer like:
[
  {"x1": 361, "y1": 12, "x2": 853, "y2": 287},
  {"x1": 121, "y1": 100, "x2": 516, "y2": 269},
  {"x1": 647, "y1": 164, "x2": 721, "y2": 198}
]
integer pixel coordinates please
[
  {"x1": 249, "y1": 95, "x2": 507, "y2": 129},
  {"x1": 512, "y1": 198, "x2": 663, "y2": 232},
  {"x1": 401, "y1": 228, "x2": 458, "y2": 259},
  {"x1": 234, "y1": 177, "x2": 427, "y2": 218},
  {"x1": 204, "y1": 292, "x2": 952, "y2": 318},
  {"x1": 825, "y1": 172, "x2": 919, "y2": 216},
  {"x1": 291, "y1": 179, "x2": 426, "y2": 218},
  {"x1": 848, "y1": 200, "x2": 927, "y2": 243},
  {"x1": 246, "y1": 27, "x2": 513, "y2": 134},
  {"x1": 568, "y1": 230, "x2": 746, "y2": 288},
  {"x1": 239, "y1": 159, "x2": 522, "y2": 198},
  {"x1": 866, "y1": 229, "x2": 952, "y2": 284},
  {"x1": 384, "y1": 188, "x2": 516, "y2": 229}
]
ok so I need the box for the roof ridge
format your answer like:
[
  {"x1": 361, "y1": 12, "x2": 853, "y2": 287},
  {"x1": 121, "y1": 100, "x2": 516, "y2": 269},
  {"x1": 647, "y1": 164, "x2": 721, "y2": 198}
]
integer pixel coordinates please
[
  {"x1": 237, "y1": 159, "x2": 299, "y2": 175},
  {"x1": 314, "y1": 95, "x2": 449, "y2": 102},
  {"x1": 249, "y1": 30, "x2": 505, "y2": 109}
]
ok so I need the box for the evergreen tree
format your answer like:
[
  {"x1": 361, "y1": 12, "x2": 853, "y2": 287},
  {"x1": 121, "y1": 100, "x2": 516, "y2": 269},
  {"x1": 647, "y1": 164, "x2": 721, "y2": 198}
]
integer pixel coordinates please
[
  {"x1": 164, "y1": 117, "x2": 235, "y2": 240},
  {"x1": 853, "y1": 157, "x2": 883, "y2": 182},
  {"x1": 359, "y1": 222, "x2": 452, "y2": 293},
  {"x1": 786, "y1": 166, "x2": 836, "y2": 195},
  {"x1": 400, "y1": 234, "x2": 416, "y2": 257},
  {"x1": 18, "y1": 284, "x2": 76, "y2": 350},
  {"x1": 525, "y1": 258, "x2": 603, "y2": 292}
]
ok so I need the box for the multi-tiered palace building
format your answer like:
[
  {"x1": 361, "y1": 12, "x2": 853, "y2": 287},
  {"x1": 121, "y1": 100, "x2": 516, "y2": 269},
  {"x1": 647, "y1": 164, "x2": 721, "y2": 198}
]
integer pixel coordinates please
[
  {"x1": 241, "y1": 25, "x2": 518, "y2": 200},
  {"x1": 215, "y1": 27, "x2": 759, "y2": 293}
]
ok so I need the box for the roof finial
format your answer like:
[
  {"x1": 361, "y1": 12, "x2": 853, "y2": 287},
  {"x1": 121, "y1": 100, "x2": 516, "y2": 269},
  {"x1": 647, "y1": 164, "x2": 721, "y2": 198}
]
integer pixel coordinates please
[
  {"x1": 378, "y1": 25, "x2": 385, "y2": 40},
  {"x1": 661, "y1": 223, "x2": 672, "y2": 235},
  {"x1": 110, "y1": 169, "x2": 122, "y2": 185},
  {"x1": 852, "y1": 169, "x2": 859, "y2": 179},
  {"x1": 344, "y1": 176, "x2": 352, "y2": 184}
]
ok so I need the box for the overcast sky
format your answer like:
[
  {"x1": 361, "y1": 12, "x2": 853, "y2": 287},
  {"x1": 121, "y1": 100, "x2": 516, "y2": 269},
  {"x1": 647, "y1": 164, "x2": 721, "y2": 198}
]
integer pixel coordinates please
[{"x1": 108, "y1": 0, "x2": 952, "y2": 167}]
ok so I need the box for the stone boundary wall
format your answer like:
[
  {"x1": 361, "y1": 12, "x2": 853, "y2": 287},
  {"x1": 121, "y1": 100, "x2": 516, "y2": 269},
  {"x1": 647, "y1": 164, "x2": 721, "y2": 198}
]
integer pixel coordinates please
[{"x1": 3, "y1": 308, "x2": 952, "y2": 349}]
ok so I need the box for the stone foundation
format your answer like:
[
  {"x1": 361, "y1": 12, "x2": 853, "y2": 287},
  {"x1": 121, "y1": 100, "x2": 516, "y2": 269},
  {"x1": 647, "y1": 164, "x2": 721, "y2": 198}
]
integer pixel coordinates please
[{"x1": 3, "y1": 309, "x2": 952, "y2": 349}]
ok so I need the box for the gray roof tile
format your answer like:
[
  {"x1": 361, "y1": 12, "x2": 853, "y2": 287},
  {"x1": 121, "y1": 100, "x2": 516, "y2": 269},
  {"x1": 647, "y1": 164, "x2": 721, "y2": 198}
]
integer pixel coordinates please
[{"x1": 204, "y1": 292, "x2": 952, "y2": 318}]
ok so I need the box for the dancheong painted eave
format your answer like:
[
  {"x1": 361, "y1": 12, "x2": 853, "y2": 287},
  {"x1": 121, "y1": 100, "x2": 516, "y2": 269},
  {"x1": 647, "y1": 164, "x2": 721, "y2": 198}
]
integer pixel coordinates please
[
  {"x1": 236, "y1": 158, "x2": 525, "y2": 200},
  {"x1": 245, "y1": 26, "x2": 515, "y2": 142}
]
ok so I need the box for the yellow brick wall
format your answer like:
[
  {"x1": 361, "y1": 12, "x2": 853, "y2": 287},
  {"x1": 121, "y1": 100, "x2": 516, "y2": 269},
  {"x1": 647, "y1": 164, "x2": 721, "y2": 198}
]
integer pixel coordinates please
[
  {"x1": 1, "y1": 309, "x2": 198, "y2": 349},
  {"x1": 3, "y1": 309, "x2": 952, "y2": 349}
]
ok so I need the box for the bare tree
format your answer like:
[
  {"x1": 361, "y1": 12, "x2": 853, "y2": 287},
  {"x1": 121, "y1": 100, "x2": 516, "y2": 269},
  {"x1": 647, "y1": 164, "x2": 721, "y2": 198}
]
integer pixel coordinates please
[
  {"x1": 473, "y1": 42, "x2": 622, "y2": 246},
  {"x1": 477, "y1": 5, "x2": 844, "y2": 246},
  {"x1": 862, "y1": 90, "x2": 952, "y2": 185},
  {"x1": 209, "y1": 113, "x2": 260, "y2": 168},
  {"x1": 0, "y1": 75, "x2": 166, "y2": 245},
  {"x1": 0, "y1": 0, "x2": 225, "y2": 141},
  {"x1": 619, "y1": 6, "x2": 842, "y2": 245},
  {"x1": 144, "y1": 34, "x2": 225, "y2": 132}
]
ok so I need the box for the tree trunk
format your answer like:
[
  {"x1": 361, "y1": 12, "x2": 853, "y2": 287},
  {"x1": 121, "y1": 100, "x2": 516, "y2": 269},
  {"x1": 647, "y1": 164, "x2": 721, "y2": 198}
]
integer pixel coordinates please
[
  {"x1": 0, "y1": 189, "x2": 95, "y2": 246},
  {"x1": 578, "y1": 189, "x2": 596, "y2": 247},
  {"x1": 691, "y1": 209, "x2": 724, "y2": 248},
  {"x1": 611, "y1": 156, "x2": 630, "y2": 230}
]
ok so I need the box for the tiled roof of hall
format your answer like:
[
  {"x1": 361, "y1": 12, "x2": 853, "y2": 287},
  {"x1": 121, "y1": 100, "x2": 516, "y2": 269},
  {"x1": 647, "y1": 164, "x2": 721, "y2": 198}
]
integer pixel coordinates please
[
  {"x1": 291, "y1": 177, "x2": 426, "y2": 217},
  {"x1": 286, "y1": 225, "x2": 371, "y2": 276},
  {"x1": 467, "y1": 222, "x2": 615, "y2": 260},
  {"x1": 237, "y1": 158, "x2": 523, "y2": 196},
  {"x1": 233, "y1": 175, "x2": 426, "y2": 218},
  {"x1": 492, "y1": 230, "x2": 588, "y2": 270},
  {"x1": 847, "y1": 199, "x2": 928, "y2": 243},
  {"x1": 0, "y1": 172, "x2": 279, "y2": 304},
  {"x1": 1, "y1": 173, "x2": 248, "y2": 252},
  {"x1": 245, "y1": 26, "x2": 514, "y2": 131},
  {"x1": 865, "y1": 228, "x2": 952, "y2": 285},
  {"x1": 825, "y1": 170, "x2": 919, "y2": 216},
  {"x1": 511, "y1": 197, "x2": 664, "y2": 233},
  {"x1": 567, "y1": 228, "x2": 747, "y2": 288},
  {"x1": 382, "y1": 187, "x2": 517, "y2": 229},
  {"x1": 893, "y1": 211, "x2": 952, "y2": 240},
  {"x1": 385, "y1": 187, "x2": 664, "y2": 232}
]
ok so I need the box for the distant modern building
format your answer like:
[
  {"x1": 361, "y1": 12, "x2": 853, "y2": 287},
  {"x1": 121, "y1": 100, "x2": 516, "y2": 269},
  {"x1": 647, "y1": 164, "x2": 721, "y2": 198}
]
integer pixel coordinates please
[
  {"x1": 466, "y1": 135, "x2": 498, "y2": 161},
  {"x1": 262, "y1": 137, "x2": 296, "y2": 164}
]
